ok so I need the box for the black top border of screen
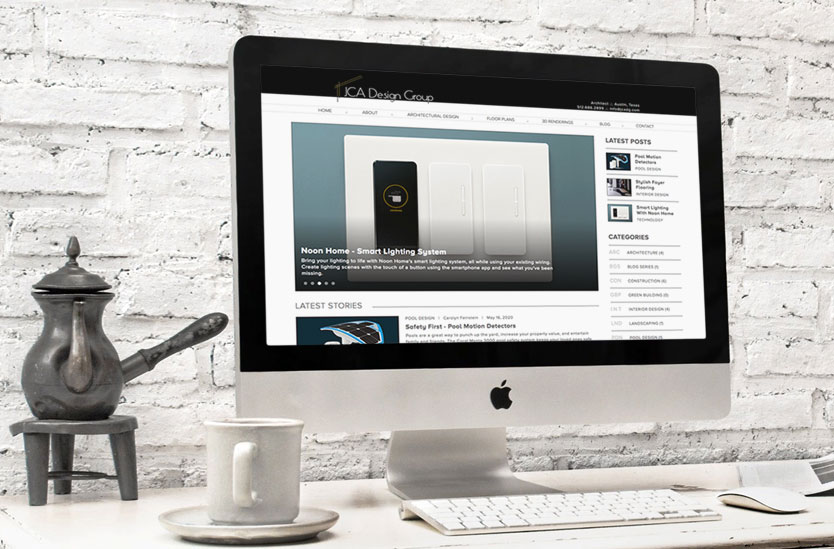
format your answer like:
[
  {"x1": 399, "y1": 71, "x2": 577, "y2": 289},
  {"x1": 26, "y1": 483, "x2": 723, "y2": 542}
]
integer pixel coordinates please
[
  {"x1": 230, "y1": 36, "x2": 729, "y2": 372},
  {"x1": 261, "y1": 66, "x2": 696, "y2": 116}
]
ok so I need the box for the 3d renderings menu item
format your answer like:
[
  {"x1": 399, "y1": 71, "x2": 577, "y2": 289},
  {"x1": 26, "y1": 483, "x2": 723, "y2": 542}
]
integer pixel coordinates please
[{"x1": 373, "y1": 161, "x2": 418, "y2": 250}]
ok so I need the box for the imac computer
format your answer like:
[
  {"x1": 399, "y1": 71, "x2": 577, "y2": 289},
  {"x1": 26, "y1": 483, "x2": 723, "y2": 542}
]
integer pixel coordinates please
[{"x1": 229, "y1": 37, "x2": 730, "y2": 500}]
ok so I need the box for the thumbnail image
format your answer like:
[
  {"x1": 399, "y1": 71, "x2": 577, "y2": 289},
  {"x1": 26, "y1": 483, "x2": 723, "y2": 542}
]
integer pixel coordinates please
[
  {"x1": 607, "y1": 178, "x2": 632, "y2": 197},
  {"x1": 606, "y1": 152, "x2": 631, "y2": 171},
  {"x1": 607, "y1": 204, "x2": 632, "y2": 222},
  {"x1": 296, "y1": 316, "x2": 400, "y2": 345}
]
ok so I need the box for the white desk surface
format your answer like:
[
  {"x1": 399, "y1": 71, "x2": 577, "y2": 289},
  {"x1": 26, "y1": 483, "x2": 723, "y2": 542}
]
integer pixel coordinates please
[{"x1": 2, "y1": 461, "x2": 834, "y2": 548}]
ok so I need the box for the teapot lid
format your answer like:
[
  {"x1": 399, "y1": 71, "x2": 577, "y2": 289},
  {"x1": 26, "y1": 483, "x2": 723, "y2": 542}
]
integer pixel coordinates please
[{"x1": 33, "y1": 237, "x2": 112, "y2": 292}]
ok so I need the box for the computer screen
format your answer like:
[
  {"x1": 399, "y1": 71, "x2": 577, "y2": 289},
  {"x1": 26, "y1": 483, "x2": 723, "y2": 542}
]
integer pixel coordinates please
[
  {"x1": 231, "y1": 37, "x2": 728, "y2": 440},
  {"x1": 259, "y1": 66, "x2": 705, "y2": 350}
]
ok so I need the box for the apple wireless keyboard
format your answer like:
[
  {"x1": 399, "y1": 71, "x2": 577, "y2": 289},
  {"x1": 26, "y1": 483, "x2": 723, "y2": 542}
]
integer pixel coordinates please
[{"x1": 401, "y1": 489, "x2": 721, "y2": 535}]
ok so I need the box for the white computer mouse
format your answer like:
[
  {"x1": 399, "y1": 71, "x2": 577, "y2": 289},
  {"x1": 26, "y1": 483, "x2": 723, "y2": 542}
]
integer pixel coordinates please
[{"x1": 717, "y1": 486, "x2": 808, "y2": 513}]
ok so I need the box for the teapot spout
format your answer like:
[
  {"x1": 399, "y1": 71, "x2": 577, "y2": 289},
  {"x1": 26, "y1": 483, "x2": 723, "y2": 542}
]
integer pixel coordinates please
[
  {"x1": 120, "y1": 313, "x2": 229, "y2": 382},
  {"x1": 62, "y1": 300, "x2": 95, "y2": 393}
]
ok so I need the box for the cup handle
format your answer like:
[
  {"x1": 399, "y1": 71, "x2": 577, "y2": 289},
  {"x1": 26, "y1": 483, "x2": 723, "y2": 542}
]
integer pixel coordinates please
[{"x1": 232, "y1": 442, "x2": 259, "y2": 508}]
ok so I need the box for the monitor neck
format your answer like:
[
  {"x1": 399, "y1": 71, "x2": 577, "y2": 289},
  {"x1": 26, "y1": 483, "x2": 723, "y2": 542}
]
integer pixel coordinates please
[{"x1": 386, "y1": 427, "x2": 555, "y2": 501}]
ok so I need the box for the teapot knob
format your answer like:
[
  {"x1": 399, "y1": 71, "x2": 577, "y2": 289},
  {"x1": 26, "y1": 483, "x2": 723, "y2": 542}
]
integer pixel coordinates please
[{"x1": 66, "y1": 236, "x2": 80, "y2": 266}]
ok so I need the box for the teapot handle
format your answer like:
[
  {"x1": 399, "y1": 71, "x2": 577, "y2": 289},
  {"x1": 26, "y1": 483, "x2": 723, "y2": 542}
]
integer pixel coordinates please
[
  {"x1": 120, "y1": 312, "x2": 229, "y2": 383},
  {"x1": 62, "y1": 300, "x2": 95, "y2": 394}
]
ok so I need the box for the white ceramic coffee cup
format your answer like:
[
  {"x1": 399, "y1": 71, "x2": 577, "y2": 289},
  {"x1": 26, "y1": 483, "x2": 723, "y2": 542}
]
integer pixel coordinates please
[{"x1": 205, "y1": 418, "x2": 304, "y2": 525}]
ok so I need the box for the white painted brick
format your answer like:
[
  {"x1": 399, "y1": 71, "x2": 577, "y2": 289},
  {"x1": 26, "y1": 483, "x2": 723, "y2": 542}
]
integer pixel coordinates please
[
  {"x1": 218, "y1": 218, "x2": 232, "y2": 261},
  {"x1": 0, "y1": 143, "x2": 108, "y2": 195},
  {"x1": 0, "y1": 269, "x2": 40, "y2": 318},
  {"x1": 125, "y1": 147, "x2": 231, "y2": 210},
  {"x1": 735, "y1": 117, "x2": 834, "y2": 160},
  {"x1": 363, "y1": 0, "x2": 527, "y2": 22},
  {"x1": 123, "y1": 405, "x2": 203, "y2": 447},
  {"x1": 669, "y1": 392, "x2": 812, "y2": 431},
  {"x1": 539, "y1": 0, "x2": 693, "y2": 34},
  {"x1": 114, "y1": 267, "x2": 231, "y2": 318},
  {"x1": 743, "y1": 227, "x2": 834, "y2": 268},
  {"x1": 512, "y1": 455, "x2": 554, "y2": 472},
  {"x1": 0, "y1": 85, "x2": 186, "y2": 129},
  {"x1": 9, "y1": 209, "x2": 219, "y2": 259},
  {"x1": 215, "y1": 0, "x2": 351, "y2": 11},
  {"x1": 510, "y1": 422, "x2": 657, "y2": 439},
  {"x1": 302, "y1": 454, "x2": 372, "y2": 481},
  {"x1": 44, "y1": 56, "x2": 228, "y2": 93},
  {"x1": 45, "y1": 9, "x2": 242, "y2": 66},
  {"x1": 101, "y1": 315, "x2": 203, "y2": 344},
  {"x1": 209, "y1": 336, "x2": 236, "y2": 388},
  {"x1": 251, "y1": 13, "x2": 433, "y2": 46},
  {"x1": 133, "y1": 448, "x2": 206, "y2": 489},
  {"x1": 200, "y1": 87, "x2": 230, "y2": 131},
  {"x1": 0, "y1": 7, "x2": 34, "y2": 53},
  {"x1": 823, "y1": 397, "x2": 834, "y2": 429},
  {"x1": 719, "y1": 55, "x2": 781, "y2": 97},
  {"x1": 122, "y1": 379, "x2": 201, "y2": 407},
  {"x1": 708, "y1": 0, "x2": 834, "y2": 43},
  {"x1": 191, "y1": 388, "x2": 236, "y2": 422},
  {"x1": 816, "y1": 100, "x2": 834, "y2": 116},
  {"x1": 747, "y1": 339, "x2": 834, "y2": 377},
  {"x1": 0, "y1": 54, "x2": 34, "y2": 85},
  {"x1": 736, "y1": 280, "x2": 819, "y2": 318},
  {"x1": 820, "y1": 281, "x2": 834, "y2": 335},
  {"x1": 731, "y1": 316, "x2": 816, "y2": 343},
  {"x1": 724, "y1": 170, "x2": 821, "y2": 208},
  {"x1": 0, "y1": 323, "x2": 40, "y2": 389},
  {"x1": 790, "y1": 59, "x2": 834, "y2": 99}
]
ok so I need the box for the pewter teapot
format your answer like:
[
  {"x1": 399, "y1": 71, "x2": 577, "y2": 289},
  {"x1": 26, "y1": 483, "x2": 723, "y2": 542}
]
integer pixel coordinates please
[{"x1": 22, "y1": 237, "x2": 228, "y2": 420}]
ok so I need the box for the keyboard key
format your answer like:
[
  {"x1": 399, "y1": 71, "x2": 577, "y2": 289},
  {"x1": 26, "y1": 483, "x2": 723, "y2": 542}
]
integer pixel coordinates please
[{"x1": 410, "y1": 500, "x2": 436, "y2": 511}]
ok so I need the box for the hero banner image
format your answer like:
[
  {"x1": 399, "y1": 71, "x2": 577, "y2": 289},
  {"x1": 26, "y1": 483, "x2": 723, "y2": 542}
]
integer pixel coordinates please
[{"x1": 291, "y1": 124, "x2": 597, "y2": 292}]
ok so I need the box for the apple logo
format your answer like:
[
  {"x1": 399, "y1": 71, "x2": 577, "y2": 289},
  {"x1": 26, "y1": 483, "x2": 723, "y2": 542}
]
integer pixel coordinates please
[{"x1": 490, "y1": 380, "x2": 512, "y2": 410}]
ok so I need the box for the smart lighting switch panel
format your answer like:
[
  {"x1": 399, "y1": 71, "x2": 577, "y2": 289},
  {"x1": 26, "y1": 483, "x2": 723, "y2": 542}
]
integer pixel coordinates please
[
  {"x1": 482, "y1": 164, "x2": 527, "y2": 255},
  {"x1": 344, "y1": 135, "x2": 552, "y2": 283},
  {"x1": 373, "y1": 161, "x2": 419, "y2": 249},
  {"x1": 428, "y1": 163, "x2": 474, "y2": 255}
]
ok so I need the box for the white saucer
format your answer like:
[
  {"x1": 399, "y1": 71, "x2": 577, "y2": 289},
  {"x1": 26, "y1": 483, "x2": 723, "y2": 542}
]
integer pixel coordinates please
[{"x1": 159, "y1": 506, "x2": 339, "y2": 545}]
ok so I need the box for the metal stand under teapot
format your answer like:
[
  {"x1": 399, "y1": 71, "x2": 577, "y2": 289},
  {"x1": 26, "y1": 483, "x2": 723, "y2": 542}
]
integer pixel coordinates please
[{"x1": 22, "y1": 236, "x2": 228, "y2": 421}]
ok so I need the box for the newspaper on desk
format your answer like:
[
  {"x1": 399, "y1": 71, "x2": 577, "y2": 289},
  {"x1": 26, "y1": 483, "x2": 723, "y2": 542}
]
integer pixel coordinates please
[{"x1": 738, "y1": 454, "x2": 834, "y2": 495}]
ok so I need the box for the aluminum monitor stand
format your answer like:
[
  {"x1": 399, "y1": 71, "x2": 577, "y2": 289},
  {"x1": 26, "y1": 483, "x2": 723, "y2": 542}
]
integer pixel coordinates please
[{"x1": 386, "y1": 427, "x2": 557, "y2": 501}]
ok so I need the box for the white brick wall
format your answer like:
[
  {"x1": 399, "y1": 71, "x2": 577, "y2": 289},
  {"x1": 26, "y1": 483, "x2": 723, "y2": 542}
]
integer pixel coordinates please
[{"x1": 1, "y1": 0, "x2": 833, "y2": 496}]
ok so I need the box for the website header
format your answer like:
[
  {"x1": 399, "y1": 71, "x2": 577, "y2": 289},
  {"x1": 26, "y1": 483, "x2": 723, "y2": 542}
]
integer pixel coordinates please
[{"x1": 261, "y1": 66, "x2": 697, "y2": 117}]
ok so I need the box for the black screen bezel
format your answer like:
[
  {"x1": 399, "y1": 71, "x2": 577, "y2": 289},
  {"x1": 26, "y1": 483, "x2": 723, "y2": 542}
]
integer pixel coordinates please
[{"x1": 231, "y1": 36, "x2": 729, "y2": 372}]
